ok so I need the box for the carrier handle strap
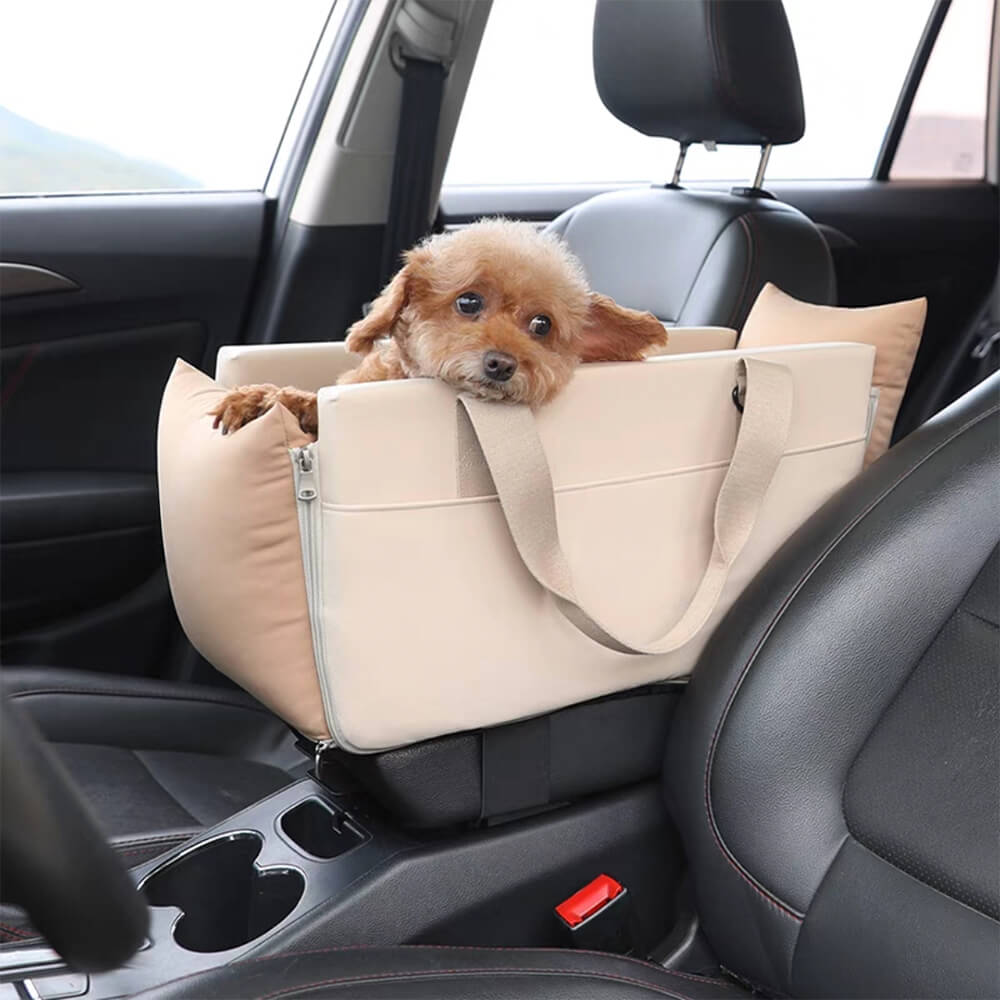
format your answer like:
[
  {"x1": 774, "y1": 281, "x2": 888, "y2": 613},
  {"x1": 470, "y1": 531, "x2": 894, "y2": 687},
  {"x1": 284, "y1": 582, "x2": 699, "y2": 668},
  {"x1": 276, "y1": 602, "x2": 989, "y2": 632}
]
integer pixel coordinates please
[{"x1": 456, "y1": 358, "x2": 793, "y2": 655}]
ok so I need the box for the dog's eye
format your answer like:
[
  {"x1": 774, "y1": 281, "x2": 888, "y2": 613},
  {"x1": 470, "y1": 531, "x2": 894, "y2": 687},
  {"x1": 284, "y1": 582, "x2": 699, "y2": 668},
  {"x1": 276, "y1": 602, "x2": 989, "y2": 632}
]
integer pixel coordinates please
[
  {"x1": 528, "y1": 314, "x2": 552, "y2": 337},
  {"x1": 456, "y1": 292, "x2": 484, "y2": 316}
]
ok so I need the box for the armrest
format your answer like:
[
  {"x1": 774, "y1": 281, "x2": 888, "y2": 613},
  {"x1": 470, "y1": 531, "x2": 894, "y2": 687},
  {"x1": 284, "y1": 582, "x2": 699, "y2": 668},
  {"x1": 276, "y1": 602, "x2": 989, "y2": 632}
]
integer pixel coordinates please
[
  {"x1": 1, "y1": 472, "x2": 157, "y2": 542},
  {"x1": 1, "y1": 668, "x2": 294, "y2": 762},
  {"x1": 215, "y1": 342, "x2": 361, "y2": 391},
  {"x1": 652, "y1": 326, "x2": 738, "y2": 355}
]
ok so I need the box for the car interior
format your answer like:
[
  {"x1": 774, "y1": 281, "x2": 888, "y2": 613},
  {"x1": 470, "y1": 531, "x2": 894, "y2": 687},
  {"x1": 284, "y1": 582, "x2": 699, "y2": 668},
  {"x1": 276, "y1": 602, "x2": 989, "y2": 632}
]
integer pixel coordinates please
[{"x1": 1, "y1": 1, "x2": 998, "y2": 998}]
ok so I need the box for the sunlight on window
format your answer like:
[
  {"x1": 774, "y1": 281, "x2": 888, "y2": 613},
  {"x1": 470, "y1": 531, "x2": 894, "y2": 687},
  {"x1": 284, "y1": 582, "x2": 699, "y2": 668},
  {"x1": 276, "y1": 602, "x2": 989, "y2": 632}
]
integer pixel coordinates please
[
  {"x1": 445, "y1": 0, "x2": 938, "y2": 186},
  {"x1": 0, "y1": 0, "x2": 332, "y2": 195},
  {"x1": 891, "y1": 0, "x2": 992, "y2": 179}
]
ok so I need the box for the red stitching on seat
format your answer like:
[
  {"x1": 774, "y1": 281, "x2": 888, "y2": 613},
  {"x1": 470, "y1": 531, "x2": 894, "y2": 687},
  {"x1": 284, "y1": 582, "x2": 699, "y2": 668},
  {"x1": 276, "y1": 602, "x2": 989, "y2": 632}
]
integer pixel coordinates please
[
  {"x1": 727, "y1": 216, "x2": 756, "y2": 331},
  {"x1": 738, "y1": 213, "x2": 761, "y2": 327},
  {"x1": 0, "y1": 921, "x2": 33, "y2": 939},
  {"x1": 255, "y1": 966, "x2": 717, "y2": 1000},
  {"x1": 241, "y1": 944, "x2": 731, "y2": 985},
  {"x1": 113, "y1": 834, "x2": 193, "y2": 848},
  {"x1": 1, "y1": 346, "x2": 39, "y2": 408},
  {"x1": 8, "y1": 686, "x2": 271, "y2": 714},
  {"x1": 702, "y1": 401, "x2": 1000, "y2": 923},
  {"x1": 116, "y1": 842, "x2": 185, "y2": 857}
]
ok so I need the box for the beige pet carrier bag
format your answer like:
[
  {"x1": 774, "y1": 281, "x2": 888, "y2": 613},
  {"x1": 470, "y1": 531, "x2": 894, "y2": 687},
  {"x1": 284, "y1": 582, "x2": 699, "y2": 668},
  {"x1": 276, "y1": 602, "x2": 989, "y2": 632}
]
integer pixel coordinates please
[{"x1": 158, "y1": 337, "x2": 875, "y2": 753}]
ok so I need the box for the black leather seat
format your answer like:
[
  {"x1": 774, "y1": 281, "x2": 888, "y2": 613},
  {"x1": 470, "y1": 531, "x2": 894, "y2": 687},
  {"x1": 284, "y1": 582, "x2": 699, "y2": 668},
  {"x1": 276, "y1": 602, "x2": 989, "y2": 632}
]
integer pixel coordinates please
[
  {"x1": 0, "y1": 669, "x2": 302, "y2": 942},
  {"x1": 140, "y1": 946, "x2": 750, "y2": 999},
  {"x1": 549, "y1": 0, "x2": 835, "y2": 329},
  {"x1": 140, "y1": 376, "x2": 999, "y2": 999},
  {"x1": 666, "y1": 373, "x2": 1000, "y2": 998},
  {"x1": 0, "y1": 670, "x2": 300, "y2": 874}
]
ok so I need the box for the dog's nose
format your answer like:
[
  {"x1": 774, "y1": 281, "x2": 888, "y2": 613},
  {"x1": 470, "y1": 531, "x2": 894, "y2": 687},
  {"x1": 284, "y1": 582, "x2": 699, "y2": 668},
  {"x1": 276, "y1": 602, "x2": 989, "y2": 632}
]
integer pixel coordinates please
[{"x1": 482, "y1": 351, "x2": 517, "y2": 382}]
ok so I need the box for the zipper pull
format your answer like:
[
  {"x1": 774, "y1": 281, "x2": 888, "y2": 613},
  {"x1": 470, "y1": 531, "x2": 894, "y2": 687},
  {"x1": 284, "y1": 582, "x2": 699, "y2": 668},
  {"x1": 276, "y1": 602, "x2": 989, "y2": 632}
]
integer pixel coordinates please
[{"x1": 296, "y1": 447, "x2": 317, "y2": 501}]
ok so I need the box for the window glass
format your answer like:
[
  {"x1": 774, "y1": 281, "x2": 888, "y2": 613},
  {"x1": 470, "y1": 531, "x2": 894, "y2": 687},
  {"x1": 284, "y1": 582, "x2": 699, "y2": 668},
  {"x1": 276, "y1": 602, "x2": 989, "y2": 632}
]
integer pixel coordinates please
[
  {"x1": 0, "y1": 0, "x2": 332, "y2": 195},
  {"x1": 891, "y1": 0, "x2": 992, "y2": 179},
  {"x1": 444, "y1": 0, "x2": 935, "y2": 186}
]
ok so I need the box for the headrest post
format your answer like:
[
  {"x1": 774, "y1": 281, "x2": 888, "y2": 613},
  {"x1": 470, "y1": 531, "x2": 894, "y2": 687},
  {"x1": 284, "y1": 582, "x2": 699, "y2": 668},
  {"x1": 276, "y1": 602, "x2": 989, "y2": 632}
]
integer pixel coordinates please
[
  {"x1": 669, "y1": 142, "x2": 690, "y2": 188},
  {"x1": 752, "y1": 143, "x2": 773, "y2": 190}
]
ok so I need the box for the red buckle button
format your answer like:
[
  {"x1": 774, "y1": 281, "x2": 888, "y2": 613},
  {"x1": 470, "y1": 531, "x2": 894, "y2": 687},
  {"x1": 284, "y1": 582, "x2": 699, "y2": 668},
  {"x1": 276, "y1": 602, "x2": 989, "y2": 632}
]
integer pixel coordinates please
[{"x1": 555, "y1": 874, "x2": 623, "y2": 928}]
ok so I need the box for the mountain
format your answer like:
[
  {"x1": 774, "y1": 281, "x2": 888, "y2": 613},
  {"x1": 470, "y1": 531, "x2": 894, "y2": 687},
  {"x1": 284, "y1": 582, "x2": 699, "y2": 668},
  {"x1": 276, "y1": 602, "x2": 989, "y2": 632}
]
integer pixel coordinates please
[{"x1": 0, "y1": 106, "x2": 202, "y2": 194}]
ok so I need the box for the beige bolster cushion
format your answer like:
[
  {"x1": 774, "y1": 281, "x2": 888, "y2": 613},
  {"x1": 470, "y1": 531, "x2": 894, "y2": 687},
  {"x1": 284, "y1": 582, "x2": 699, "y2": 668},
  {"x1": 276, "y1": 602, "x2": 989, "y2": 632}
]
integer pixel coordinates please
[
  {"x1": 739, "y1": 283, "x2": 927, "y2": 466},
  {"x1": 216, "y1": 342, "x2": 363, "y2": 393},
  {"x1": 157, "y1": 359, "x2": 330, "y2": 741}
]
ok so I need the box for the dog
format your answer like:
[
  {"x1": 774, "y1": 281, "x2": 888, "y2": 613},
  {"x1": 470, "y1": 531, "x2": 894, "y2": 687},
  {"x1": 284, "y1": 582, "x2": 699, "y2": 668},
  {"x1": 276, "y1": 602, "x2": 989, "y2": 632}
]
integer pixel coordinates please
[{"x1": 210, "y1": 219, "x2": 667, "y2": 436}]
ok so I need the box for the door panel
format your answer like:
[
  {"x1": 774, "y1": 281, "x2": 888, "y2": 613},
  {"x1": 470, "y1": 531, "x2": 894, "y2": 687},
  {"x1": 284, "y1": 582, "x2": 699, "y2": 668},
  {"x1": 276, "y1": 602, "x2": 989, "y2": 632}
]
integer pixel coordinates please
[
  {"x1": 0, "y1": 192, "x2": 267, "y2": 677},
  {"x1": 2, "y1": 322, "x2": 206, "y2": 470},
  {"x1": 771, "y1": 181, "x2": 998, "y2": 437}
]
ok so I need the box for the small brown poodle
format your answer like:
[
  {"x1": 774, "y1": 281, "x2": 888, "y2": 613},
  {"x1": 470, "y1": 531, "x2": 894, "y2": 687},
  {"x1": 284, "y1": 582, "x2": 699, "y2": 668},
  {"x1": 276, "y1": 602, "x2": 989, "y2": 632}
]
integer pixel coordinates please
[{"x1": 210, "y1": 219, "x2": 667, "y2": 436}]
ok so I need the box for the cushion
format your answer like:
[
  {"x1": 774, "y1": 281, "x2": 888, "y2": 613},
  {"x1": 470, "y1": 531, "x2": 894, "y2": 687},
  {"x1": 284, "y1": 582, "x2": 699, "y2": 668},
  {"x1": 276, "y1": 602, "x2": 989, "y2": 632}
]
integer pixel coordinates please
[
  {"x1": 157, "y1": 360, "x2": 329, "y2": 741},
  {"x1": 739, "y1": 283, "x2": 927, "y2": 465}
]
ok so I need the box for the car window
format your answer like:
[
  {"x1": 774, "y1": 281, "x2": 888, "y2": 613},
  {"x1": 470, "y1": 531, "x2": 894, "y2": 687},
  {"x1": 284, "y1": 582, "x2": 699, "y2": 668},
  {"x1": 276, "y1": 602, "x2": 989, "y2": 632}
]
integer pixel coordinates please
[
  {"x1": 445, "y1": 0, "x2": 936, "y2": 186},
  {"x1": 0, "y1": 0, "x2": 332, "y2": 196},
  {"x1": 891, "y1": 0, "x2": 993, "y2": 179}
]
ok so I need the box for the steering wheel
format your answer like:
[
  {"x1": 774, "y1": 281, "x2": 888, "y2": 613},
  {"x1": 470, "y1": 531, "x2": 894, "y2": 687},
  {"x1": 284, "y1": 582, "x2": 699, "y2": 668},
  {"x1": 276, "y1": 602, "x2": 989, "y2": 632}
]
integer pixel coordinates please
[{"x1": 0, "y1": 692, "x2": 148, "y2": 972}]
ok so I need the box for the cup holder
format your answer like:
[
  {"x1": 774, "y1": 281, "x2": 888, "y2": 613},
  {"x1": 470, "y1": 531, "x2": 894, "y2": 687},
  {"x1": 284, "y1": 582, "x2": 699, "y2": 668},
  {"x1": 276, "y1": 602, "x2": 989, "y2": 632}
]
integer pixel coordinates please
[
  {"x1": 141, "y1": 833, "x2": 304, "y2": 953},
  {"x1": 280, "y1": 799, "x2": 367, "y2": 860}
]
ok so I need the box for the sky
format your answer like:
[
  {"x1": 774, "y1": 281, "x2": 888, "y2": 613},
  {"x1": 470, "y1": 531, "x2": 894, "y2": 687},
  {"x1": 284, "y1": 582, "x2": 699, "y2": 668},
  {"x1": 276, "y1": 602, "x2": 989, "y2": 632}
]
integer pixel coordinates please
[
  {"x1": 0, "y1": 0, "x2": 332, "y2": 188},
  {"x1": 0, "y1": 0, "x2": 991, "y2": 191}
]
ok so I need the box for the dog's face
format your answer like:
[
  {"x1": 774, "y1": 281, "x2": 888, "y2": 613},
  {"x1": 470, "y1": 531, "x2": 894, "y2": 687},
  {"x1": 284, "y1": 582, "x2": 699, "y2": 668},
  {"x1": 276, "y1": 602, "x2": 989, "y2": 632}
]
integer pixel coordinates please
[{"x1": 345, "y1": 219, "x2": 667, "y2": 405}]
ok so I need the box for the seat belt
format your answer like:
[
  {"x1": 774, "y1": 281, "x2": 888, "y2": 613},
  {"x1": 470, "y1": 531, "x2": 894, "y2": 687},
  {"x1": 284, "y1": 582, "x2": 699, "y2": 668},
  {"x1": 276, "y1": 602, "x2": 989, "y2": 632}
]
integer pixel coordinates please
[
  {"x1": 378, "y1": 53, "x2": 447, "y2": 287},
  {"x1": 915, "y1": 277, "x2": 1000, "y2": 426},
  {"x1": 968, "y1": 278, "x2": 1000, "y2": 383}
]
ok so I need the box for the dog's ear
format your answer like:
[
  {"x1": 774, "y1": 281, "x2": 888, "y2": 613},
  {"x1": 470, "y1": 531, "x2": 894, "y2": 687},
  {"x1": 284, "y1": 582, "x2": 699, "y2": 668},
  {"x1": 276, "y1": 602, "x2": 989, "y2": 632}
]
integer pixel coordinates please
[
  {"x1": 345, "y1": 266, "x2": 410, "y2": 355},
  {"x1": 577, "y1": 293, "x2": 668, "y2": 363}
]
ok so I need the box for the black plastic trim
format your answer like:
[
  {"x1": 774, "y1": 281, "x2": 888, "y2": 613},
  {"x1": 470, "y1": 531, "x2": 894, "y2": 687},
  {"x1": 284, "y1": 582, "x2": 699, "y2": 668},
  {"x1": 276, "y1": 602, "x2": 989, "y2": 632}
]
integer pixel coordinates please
[
  {"x1": 874, "y1": 0, "x2": 951, "y2": 180},
  {"x1": 245, "y1": 0, "x2": 372, "y2": 344},
  {"x1": 0, "y1": 473, "x2": 157, "y2": 543}
]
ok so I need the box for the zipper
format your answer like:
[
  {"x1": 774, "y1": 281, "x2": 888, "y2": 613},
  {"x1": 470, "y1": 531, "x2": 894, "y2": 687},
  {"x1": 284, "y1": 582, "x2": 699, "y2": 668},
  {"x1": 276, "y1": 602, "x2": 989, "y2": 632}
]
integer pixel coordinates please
[{"x1": 291, "y1": 444, "x2": 344, "y2": 753}]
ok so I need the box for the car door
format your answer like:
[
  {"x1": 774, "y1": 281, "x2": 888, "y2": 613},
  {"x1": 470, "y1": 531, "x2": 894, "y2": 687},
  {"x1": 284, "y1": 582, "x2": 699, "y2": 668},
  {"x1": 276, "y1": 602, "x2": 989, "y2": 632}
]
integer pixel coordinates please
[
  {"x1": 440, "y1": 0, "x2": 998, "y2": 440},
  {"x1": 0, "y1": 1, "x2": 337, "y2": 678}
]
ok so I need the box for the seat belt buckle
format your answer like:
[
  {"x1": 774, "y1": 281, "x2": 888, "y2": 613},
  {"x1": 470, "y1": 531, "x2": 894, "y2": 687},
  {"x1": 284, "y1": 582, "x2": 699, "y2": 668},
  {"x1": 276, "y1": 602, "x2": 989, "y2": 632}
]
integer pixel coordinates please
[{"x1": 554, "y1": 874, "x2": 636, "y2": 954}]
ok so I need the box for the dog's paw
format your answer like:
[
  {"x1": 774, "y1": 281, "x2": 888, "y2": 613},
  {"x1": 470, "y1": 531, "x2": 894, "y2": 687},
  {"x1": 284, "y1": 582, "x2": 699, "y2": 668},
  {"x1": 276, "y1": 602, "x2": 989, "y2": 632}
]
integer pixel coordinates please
[
  {"x1": 209, "y1": 385, "x2": 279, "y2": 435},
  {"x1": 273, "y1": 388, "x2": 319, "y2": 437}
]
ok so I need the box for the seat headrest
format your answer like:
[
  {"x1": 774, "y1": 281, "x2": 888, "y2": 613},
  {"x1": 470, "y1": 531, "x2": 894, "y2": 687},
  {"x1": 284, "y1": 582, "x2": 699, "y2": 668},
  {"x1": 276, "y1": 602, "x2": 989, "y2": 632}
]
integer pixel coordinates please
[{"x1": 593, "y1": 0, "x2": 805, "y2": 147}]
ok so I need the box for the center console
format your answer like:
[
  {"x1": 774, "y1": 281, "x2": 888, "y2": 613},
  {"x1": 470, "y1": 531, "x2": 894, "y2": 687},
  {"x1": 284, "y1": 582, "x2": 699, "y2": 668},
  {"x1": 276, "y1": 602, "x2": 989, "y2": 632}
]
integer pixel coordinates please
[
  {"x1": 0, "y1": 704, "x2": 682, "y2": 1000},
  {"x1": 13, "y1": 778, "x2": 412, "y2": 1000}
]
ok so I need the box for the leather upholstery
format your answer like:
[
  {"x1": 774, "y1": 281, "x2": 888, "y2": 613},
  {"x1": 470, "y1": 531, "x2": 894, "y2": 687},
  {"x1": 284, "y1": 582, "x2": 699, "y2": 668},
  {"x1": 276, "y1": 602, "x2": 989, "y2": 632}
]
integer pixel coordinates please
[
  {"x1": 666, "y1": 372, "x2": 1000, "y2": 998},
  {"x1": 334, "y1": 686, "x2": 680, "y2": 827},
  {"x1": 1, "y1": 471, "x2": 157, "y2": 542},
  {"x1": 1, "y1": 668, "x2": 300, "y2": 867},
  {"x1": 548, "y1": 189, "x2": 835, "y2": 330},
  {"x1": 594, "y1": 0, "x2": 804, "y2": 145},
  {"x1": 138, "y1": 946, "x2": 750, "y2": 999},
  {"x1": 552, "y1": 0, "x2": 834, "y2": 332},
  {"x1": 0, "y1": 668, "x2": 301, "y2": 943},
  {"x1": 843, "y1": 547, "x2": 998, "y2": 921},
  {"x1": 0, "y1": 698, "x2": 149, "y2": 971}
]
